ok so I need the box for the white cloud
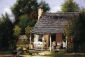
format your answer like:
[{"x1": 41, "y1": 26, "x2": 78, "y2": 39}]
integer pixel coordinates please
[
  {"x1": 3, "y1": 8, "x2": 12, "y2": 15},
  {"x1": 0, "y1": 0, "x2": 16, "y2": 16},
  {"x1": 44, "y1": 0, "x2": 64, "y2": 12},
  {"x1": 50, "y1": 6, "x2": 62, "y2": 12},
  {"x1": 3, "y1": 8, "x2": 15, "y2": 23}
]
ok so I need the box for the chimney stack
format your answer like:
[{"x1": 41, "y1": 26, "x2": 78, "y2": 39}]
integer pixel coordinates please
[
  {"x1": 38, "y1": 7, "x2": 43, "y2": 20},
  {"x1": 38, "y1": 0, "x2": 44, "y2": 20}
]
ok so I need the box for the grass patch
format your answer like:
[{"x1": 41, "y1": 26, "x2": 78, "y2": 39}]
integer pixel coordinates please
[
  {"x1": 51, "y1": 52, "x2": 85, "y2": 57},
  {"x1": 0, "y1": 50, "x2": 12, "y2": 54}
]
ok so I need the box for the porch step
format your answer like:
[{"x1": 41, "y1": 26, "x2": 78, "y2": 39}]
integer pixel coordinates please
[{"x1": 38, "y1": 51, "x2": 52, "y2": 55}]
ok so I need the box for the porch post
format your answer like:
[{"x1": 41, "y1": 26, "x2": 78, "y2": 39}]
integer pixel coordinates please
[
  {"x1": 66, "y1": 36, "x2": 67, "y2": 49},
  {"x1": 30, "y1": 34, "x2": 31, "y2": 44},
  {"x1": 50, "y1": 34, "x2": 52, "y2": 52},
  {"x1": 42, "y1": 36, "x2": 44, "y2": 50}
]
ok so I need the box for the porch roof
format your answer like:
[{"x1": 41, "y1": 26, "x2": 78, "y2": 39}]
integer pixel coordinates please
[{"x1": 32, "y1": 12, "x2": 79, "y2": 34}]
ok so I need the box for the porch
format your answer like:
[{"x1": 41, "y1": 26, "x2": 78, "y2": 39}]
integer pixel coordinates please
[{"x1": 29, "y1": 33, "x2": 67, "y2": 51}]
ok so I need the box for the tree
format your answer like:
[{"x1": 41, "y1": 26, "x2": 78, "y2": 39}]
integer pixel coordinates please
[
  {"x1": 75, "y1": 9, "x2": 85, "y2": 52},
  {"x1": 64, "y1": 16, "x2": 78, "y2": 52},
  {"x1": 11, "y1": 0, "x2": 50, "y2": 50},
  {"x1": 12, "y1": 0, "x2": 50, "y2": 35},
  {"x1": 61, "y1": 0, "x2": 79, "y2": 12},
  {"x1": 0, "y1": 14, "x2": 14, "y2": 50},
  {"x1": 25, "y1": 25, "x2": 32, "y2": 37},
  {"x1": 15, "y1": 15, "x2": 36, "y2": 35},
  {"x1": 61, "y1": 0, "x2": 79, "y2": 52},
  {"x1": 13, "y1": 25, "x2": 21, "y2": 37},
  {"x1": 12, "y1": 0, "x2": 50, "y2": 20}
]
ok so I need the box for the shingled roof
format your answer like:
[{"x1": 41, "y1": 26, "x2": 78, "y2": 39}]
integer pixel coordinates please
[{"x1": 32, "y1": 12, "x2": 79, "y2": 34}]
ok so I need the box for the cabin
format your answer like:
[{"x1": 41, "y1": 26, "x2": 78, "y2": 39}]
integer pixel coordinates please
[{"x1": 30, "y1": 3, "x2": 79, "y2": 51}]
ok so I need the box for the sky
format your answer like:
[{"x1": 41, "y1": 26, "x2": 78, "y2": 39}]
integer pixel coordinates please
[{"x1": 0, "y1": 0, "x2": 85, "y2": 17}]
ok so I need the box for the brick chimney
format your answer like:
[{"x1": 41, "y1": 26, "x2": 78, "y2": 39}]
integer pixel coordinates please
[
  {"x1": 38, "y1": 0, "x2": 44, "y2": 20},
  {"x1": 38, "y1": 7, "x2": 43, "y2": 20}
]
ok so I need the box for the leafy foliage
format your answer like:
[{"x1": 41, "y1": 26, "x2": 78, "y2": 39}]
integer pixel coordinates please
[
  {"x1": 62, "y1": 0, "x2": 79, "y2": 37},
  {"x1": 61, "y1": 0, "x2": 79, "y2": 52},
  {"x1": 25, "y1": 26, "x2": 32, "y2": 37},
  {"x1": 0, "y1": 14, "x2": 14, "y2": 50},
  {"x1": 61, "y1": 0, "x2": 79, "y2": 12},
  {"x1": 12, "y1": 0, "x2": 50, "y2": 35},
  {"x1": 12, "y1": 0, "x2": 50, "y2": 19},
  {"x1": 74, "y1": 9, "x2": 85, "y2": 52},
  {"x1": 13, "y1": 25, "x2": 21, "y2": 37}
]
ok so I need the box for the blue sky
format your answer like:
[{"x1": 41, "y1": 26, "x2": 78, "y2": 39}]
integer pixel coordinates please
[{"x1": 0, "y1": 0, "x2": 85, "y2": 16}]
